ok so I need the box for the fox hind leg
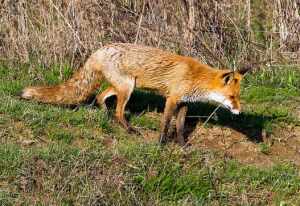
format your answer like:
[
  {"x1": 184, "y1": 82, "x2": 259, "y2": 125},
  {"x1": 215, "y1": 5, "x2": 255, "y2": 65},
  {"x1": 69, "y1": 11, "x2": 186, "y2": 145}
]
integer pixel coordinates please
[
  {"x1": 96, "y1": 87, "x2": 117, "y2": 113},
  {"x1": 114, "y1": 84, "x2": 138, "y2": 133},
  {"x1": 97, "y1": 85, "x2": 138, "y2": 133}
]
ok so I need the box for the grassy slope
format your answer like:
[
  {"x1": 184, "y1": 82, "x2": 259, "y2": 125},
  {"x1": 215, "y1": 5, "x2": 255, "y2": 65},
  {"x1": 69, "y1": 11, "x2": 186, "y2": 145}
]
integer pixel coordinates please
[{"x1": 0, "y1": 63, "x2": 300, "y2": 205}]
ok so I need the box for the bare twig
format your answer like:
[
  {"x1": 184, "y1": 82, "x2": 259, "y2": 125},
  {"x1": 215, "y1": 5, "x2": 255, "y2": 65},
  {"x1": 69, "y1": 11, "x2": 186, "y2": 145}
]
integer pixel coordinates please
[
  {"x1": 184, "y1": 104, "x2": 221, "y2": 147},
  {"x1": 202, "y1": 104, "x2": 221, "y2": 126},
  {"x1": 134, "y1": 0, "x2": 146, "y2": 44}
]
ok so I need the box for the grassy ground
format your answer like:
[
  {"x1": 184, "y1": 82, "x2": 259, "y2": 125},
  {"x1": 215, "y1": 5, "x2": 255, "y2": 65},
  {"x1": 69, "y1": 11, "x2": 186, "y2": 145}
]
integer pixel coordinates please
[{"x1": 1, "y1": 63, "x2": 300, "y2": 205}]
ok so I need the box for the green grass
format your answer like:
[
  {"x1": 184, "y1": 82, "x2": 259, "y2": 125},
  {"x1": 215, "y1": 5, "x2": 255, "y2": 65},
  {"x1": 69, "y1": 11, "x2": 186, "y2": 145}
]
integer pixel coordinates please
[
  {"x1": 1, "y1": 142, "x2": 300, "y2": 205},
  {"x1": 0, "y1": 62, "x2": 300, "y2": 205}
]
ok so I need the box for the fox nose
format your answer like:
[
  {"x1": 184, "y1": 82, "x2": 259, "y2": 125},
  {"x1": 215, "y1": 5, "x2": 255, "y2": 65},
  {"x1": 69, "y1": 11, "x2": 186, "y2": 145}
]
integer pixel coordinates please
[
  {"x1": 231, "y1": 101, "x2": 240, "y2": 115},
  {"x1": 231, "y1": 109, "x2": 240, "y2": 115}
]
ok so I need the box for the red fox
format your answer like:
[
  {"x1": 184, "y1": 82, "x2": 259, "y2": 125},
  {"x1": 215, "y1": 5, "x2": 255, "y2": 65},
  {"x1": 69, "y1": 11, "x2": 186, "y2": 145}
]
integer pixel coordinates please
[{"x1": 21, "y1": 43, "x2": 250, "y2": 145}]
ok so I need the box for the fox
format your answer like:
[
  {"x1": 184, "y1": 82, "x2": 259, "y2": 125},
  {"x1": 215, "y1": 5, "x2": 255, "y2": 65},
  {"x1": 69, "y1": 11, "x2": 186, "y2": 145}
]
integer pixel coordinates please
[{"x1": 21, "y1": 43, "x2": 250, "y2": 145}]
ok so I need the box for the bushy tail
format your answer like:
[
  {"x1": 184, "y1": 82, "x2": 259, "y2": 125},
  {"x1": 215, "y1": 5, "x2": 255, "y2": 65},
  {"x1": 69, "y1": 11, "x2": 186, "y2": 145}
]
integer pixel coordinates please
[{"x1": 21, "y1": 62, "x2": 103, "y2": 105}]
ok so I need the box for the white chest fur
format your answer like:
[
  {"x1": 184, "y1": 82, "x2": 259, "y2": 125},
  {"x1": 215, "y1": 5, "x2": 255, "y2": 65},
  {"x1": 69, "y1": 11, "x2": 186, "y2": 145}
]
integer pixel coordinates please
[
  {"x1": 207, "y1": 92, "x2": 239, "y2": 114},
  {"x1": 181, "y1": 91, "x2": 239, "y2": 115},
  {"x1": 181, "y1": 93, "x2": 208, "y2": 103}
]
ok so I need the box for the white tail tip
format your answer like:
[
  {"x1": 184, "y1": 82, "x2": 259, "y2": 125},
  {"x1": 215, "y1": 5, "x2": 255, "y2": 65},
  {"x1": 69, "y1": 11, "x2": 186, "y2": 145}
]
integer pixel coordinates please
[{"x1": 21, "y1": 88, "x2": 36, "y2": 99}]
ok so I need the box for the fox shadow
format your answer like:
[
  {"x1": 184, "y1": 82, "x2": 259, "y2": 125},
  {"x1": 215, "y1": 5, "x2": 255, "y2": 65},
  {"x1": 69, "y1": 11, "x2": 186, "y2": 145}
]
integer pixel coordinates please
[{"x1": 117, "y1": 90, "x2": 275, "y2": 143}]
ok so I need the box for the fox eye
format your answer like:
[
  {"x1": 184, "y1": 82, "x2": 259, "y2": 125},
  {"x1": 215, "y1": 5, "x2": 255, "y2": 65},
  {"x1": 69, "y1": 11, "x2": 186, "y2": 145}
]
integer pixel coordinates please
[{"x1": 229, "y1": 95, "x2": 235, "y2": 99}]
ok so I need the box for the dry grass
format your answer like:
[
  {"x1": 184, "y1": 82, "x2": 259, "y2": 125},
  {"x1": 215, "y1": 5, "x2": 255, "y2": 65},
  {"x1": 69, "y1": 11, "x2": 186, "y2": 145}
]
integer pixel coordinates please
[{"x1": 1, "y1": 0, "x2": 299, "y2": 70}]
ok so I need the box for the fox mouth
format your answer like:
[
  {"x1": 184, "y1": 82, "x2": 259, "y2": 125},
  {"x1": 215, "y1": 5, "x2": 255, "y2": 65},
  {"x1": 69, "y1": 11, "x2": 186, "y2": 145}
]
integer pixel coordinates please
[
  {"x1": 222, "y1": 105, "x2": 240, "y2": 115},
  {"x1": 230, "y1": 108, "x2": 240, "y2": 115}
]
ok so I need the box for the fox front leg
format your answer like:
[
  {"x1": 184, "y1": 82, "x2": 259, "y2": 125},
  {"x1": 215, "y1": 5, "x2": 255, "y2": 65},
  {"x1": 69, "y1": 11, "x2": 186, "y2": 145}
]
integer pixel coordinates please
[
  {"x1": 159, "y1": 97, "x2": 178, "y2": 144},
  {"x1": 175, "y1": 104, "x2": 188, "y2": 146}
]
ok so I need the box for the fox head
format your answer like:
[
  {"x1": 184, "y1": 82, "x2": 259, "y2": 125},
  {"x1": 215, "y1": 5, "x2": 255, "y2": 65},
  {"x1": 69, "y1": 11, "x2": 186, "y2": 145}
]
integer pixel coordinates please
[{"x1": 208, "y1": 66, "x2": 251, "y2": 115}]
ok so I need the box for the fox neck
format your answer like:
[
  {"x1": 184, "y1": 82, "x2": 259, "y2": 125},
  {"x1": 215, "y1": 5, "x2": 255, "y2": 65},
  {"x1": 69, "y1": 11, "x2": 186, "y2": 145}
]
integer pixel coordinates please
[
  {"x1": 180, "y1": 88, "x2": 209, "y2": 103},
  {"x1": 207, "y1": 92, "x2": 239, "y2": 114},
  {"x1": 181, "y1": 90, "x2": 238, "y2": 114}
]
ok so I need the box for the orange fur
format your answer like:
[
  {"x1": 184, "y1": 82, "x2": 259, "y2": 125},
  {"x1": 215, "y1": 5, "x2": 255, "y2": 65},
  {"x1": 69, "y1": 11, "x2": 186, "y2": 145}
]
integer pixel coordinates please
[{"x1": 21, "y1": 43, "x2": 247, "y2": 145}]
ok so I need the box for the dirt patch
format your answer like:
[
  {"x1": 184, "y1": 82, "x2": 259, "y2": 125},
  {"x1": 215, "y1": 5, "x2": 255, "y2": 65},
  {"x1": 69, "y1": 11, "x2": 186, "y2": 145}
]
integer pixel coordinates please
[
  {"x1": 138, "y1": 117, "x2": 300, "y2": 167},
  {"x1": 185, "y1": 123, "x2": 300, "y2": 167},
  {"x1": 185, "y1": 125, "x2": 272, "y2": 167},
  {"x1": 268, "y1": 126, "x2": 300, "y2": 165}
]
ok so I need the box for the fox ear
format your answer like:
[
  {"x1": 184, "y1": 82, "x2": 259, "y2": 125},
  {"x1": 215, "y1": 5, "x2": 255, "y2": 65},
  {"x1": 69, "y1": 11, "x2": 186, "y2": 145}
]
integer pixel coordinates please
[
  {"x1": 222, "y1": 72, "x2": 234, "y2": 85},
  {"x1": 238, "y1": 65, "x2": 252, "y2": 75}
]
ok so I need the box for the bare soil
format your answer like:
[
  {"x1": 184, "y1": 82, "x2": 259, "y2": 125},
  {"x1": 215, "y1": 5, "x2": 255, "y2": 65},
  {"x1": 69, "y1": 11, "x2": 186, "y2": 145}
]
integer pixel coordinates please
[{"x1": 140, "y1": 116, "x2": 300, "y2": 168}]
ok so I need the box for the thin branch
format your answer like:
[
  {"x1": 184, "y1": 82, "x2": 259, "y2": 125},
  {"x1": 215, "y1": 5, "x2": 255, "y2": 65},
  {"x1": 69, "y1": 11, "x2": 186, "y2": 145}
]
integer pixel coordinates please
[
  {"x1": 184, "y1": 104, "x2": 221, "y2": 147},
  {"x1": 135, "y1": 0, "x2": 146, "y2": 44}
]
